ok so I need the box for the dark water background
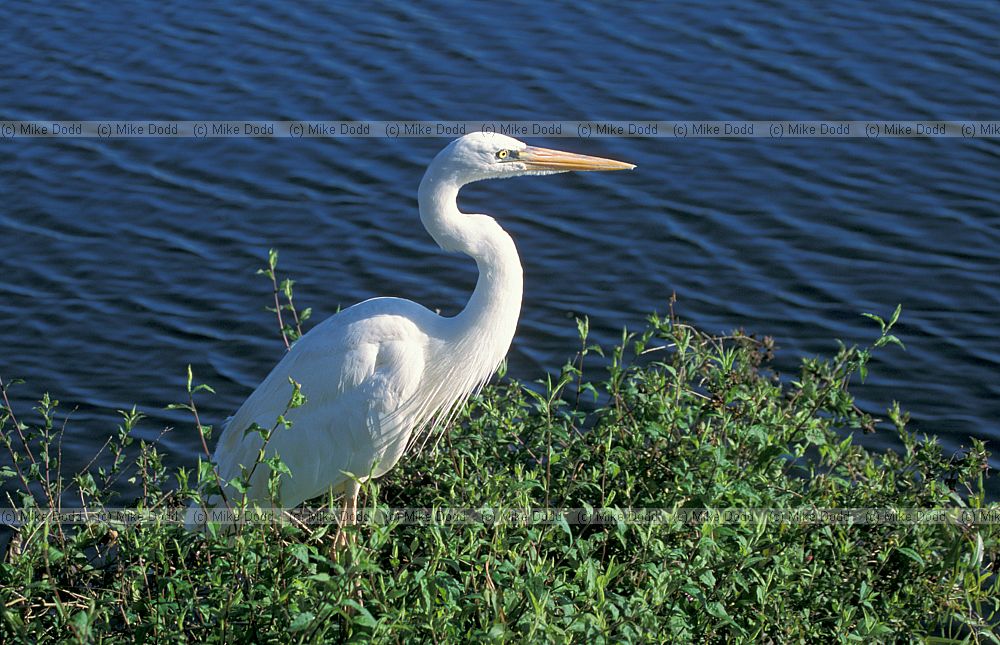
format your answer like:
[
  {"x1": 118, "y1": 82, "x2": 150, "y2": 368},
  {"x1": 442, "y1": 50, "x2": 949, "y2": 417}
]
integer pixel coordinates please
[{"x1": 2, "y1": 1, "x2": 998, "y2": 496}]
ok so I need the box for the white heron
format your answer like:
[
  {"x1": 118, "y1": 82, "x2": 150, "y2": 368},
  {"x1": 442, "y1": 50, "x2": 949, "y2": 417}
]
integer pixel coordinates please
[{"x1": 187, "y1": 133, "x2": 633, "y2": 530}]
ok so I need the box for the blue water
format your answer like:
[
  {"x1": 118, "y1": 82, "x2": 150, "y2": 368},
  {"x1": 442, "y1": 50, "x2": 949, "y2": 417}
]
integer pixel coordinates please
[{"x1": 1, "y1": 1, "x2": 998, "y2": 494}]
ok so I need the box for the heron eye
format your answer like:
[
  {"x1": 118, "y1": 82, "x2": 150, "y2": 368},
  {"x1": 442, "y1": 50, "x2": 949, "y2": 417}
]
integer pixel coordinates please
[{"x1": 496, "y1": 149, "x2": 509, "y2": 160}]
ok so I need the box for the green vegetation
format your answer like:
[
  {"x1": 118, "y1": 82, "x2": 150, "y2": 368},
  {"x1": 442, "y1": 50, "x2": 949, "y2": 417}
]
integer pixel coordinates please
[{"x1": 1, "y1": 256, "x2": 998, "y2": 642}]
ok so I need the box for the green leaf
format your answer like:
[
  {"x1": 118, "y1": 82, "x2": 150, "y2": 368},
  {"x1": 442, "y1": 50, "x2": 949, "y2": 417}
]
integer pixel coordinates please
[
  {"x1": 70, "y1": 610, "x2": 90, "y2": 635},
  {"x1": 888, "y1": 304, "x2": 902, "y2": 328},
  {"x1": 244, "y1": 423, "x2": 267, "y2": 439},
  {"x1": 556, "y1": 513, "x2": 573, "y2": 544},
  {"x1": 344, "y1": 600, "x2": 377, "y2": 627},
  {"x1": 861, "y1": 312, "x2": 885, "y2": 331},
  {"x1": 896, "y1": 547, "x2": 924, "y2": 566},
  {"x1": 881, "y1": 334, "x2": 905, "y2": 350},
  {"x1": 265, "y1": 456, "x2": 292, "y2": 477},
  {"x1": 289, "y1": 611, "x2": 315, "y2": 631},
  {"x1": 227, "y1": 478, "x2": 249, "y2": 494},
  {"x1": 971, "y1": 532, "x2": 984, "y2": 566},
  {"x1": 289, "y1": 543, "x2": 310, "y2": 565},
  {"x1": 706, "y1": 601, "x2": 730, "y2": 619}
]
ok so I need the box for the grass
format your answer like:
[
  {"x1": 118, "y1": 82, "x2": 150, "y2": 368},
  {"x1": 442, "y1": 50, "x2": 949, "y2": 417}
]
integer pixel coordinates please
[{"x1": 1, "y1": 254, "x2": 998, "y2": 642}]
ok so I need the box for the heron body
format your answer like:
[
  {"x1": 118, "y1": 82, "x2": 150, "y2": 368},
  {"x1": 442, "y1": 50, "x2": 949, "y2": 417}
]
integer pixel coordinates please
[{"x1": 190, "y1": 133, "x2": 633, "y2": 525}]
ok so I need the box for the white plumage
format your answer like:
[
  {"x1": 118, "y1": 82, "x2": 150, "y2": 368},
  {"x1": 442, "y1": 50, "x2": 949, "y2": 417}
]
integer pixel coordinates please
[{"x1": 187, "y1": 133, "x2": 633, "y2": 527}]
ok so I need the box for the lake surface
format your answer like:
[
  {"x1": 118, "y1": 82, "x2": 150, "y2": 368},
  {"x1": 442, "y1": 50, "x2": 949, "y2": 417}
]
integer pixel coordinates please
[{"x1": 2, "y1": 1, "x2": 998, "y2": 496}]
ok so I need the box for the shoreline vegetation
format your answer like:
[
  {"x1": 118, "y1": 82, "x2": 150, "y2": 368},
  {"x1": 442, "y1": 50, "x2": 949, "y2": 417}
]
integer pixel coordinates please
[{"x1": 1, "y1": 253, "x2": 998, "y2": 641}]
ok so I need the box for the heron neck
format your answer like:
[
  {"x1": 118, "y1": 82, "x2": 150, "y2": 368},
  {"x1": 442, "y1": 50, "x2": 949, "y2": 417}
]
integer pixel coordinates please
[{"x1": 418, "y1": 173, "x2": 523, "y2": 352}]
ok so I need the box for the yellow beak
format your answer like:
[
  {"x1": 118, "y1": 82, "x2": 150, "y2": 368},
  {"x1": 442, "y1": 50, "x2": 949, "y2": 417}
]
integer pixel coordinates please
[{"x1": 518, "y1": 146, "x2": 635, "y2": 171}]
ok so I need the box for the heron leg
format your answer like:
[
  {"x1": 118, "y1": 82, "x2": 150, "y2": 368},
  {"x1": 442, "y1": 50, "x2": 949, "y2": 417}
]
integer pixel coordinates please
[
  {"x1": 333, "y1": 479, "x2": 361, "y2": 549},
  {"x1": 327, "y1": 480, "x2": 365, "y2": 610}
]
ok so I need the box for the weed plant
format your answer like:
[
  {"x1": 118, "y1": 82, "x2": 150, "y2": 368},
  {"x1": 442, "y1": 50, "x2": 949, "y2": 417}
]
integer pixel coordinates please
[{"x1": 1, "y1": 254, "x2": 997, "y2": 642}]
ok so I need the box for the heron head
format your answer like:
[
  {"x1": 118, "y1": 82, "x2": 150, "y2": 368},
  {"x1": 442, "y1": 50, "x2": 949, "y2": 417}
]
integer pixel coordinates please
[{"x1": 437, "y1": 132, "x2": 635, "y2": 184}]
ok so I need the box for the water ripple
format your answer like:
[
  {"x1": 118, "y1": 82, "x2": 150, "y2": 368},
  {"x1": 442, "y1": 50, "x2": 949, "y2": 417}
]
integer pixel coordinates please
[{"x1": 2, "y1": 0, "x2": 999, "y2": 492}]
